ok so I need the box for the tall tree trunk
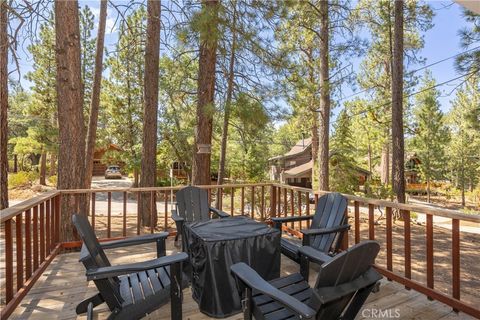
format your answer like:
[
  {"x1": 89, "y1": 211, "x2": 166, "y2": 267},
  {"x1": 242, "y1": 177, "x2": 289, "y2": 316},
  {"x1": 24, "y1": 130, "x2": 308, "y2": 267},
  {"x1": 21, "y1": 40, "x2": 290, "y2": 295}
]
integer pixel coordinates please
[
  {"x1": 39, "y1": 152, "x2": 47, "y2": 185},
  {"x1": 426, "y1": 177, "x2": 431, "y2": 203},
  {"x1": 380, "y1": 141, "x2": 390, "y2": 185},
  {"x1": 55, "y1": 0, "x2": 87, "y2": 241},
  {"x1": 192, "y1": 0, "x2": 219, "y2": 186},
  {"x1": 216, "y1": 1, "x2": 237, "y2": 208},
  {"x1": 139, "y1": 0, "x2": 161, "y2": 227},
  {"x1": 85, "y1": 0, "x2": 107, "y2": 189},
  {"x1": 13, "y1": 154, "x2": 18, "y2": 173},
  {"x1": 317, "y1": 0, "x2": 330, "y2": 192},
  {"x1": 0, "y1": 2, "x2": 8, "y2": 210},
  {"x1": 391, "y1": 0, "x2": 405, "y2": 204},
  {"x1": 49, "y1": 153, "x2": 56, "y2": 177}
]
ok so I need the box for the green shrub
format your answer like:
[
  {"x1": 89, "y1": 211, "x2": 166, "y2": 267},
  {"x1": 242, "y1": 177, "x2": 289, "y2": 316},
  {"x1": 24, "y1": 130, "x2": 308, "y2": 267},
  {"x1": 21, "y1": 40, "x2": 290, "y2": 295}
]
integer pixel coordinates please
[
  {"x1": 48, "y1": 175, "x2": 57, "y2": 186},
  {"x1": 8, "y1": 171, "x2": 39, "y2": 189}
]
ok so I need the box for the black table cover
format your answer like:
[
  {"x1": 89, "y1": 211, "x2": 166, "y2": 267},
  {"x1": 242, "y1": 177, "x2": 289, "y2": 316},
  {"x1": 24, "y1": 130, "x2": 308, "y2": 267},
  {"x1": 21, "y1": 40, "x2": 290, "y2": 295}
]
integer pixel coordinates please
[{"x1": 183, "y1": 216, "x2": 281, "y2": 318}]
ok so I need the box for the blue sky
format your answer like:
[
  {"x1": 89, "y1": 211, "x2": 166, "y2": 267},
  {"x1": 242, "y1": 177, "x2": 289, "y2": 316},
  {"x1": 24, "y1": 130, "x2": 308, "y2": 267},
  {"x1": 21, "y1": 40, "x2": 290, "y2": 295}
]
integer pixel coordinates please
[{"x1": 9, "y1": 1, "x2": 473, "y2": 116}]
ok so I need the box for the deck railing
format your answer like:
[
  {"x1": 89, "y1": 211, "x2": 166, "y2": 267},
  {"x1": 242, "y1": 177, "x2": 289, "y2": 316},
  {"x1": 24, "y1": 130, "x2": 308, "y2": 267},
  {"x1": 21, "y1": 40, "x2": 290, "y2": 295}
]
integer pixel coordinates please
[{"x1": 1, "y1": 183, "x2": 479, "y2": 319}]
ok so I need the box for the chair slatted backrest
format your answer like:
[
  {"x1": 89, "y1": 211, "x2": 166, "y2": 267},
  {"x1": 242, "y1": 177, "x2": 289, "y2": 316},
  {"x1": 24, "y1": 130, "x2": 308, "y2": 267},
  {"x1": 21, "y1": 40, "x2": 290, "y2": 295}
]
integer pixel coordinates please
[
  {"x1": 310, "y1": 241, "x2": 380, "y2": 319},
  {"x1": 72, "y1": 214, "x2": 124, "y2": 310},
  {"x1": 175, "y1": 186, "x2": 210, "y2": 223},
  {"x1": 310, "y1": 193, "x2": 348, "y2": 253}
]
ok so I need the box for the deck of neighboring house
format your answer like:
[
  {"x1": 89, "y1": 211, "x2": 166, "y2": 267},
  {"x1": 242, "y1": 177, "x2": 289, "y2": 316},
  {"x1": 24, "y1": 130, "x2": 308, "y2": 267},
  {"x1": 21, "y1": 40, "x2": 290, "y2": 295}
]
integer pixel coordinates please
[{"x1": 8, "y1": 239, "x2": 475, "y2": 320}]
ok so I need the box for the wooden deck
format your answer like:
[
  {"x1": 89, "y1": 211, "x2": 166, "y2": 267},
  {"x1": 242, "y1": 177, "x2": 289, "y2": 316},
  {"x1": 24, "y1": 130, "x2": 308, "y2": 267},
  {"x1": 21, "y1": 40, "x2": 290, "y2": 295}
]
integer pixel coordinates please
[{"x1": 8, "y1": 238, "x2": 475, "y2": 320}]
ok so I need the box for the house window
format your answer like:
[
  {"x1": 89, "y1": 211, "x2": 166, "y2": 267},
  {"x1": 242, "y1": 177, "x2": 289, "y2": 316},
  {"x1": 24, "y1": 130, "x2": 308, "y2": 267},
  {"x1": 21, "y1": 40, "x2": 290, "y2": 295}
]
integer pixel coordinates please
[{"x1": 288, "y1": 160, "x2": 296, "y2": 166}]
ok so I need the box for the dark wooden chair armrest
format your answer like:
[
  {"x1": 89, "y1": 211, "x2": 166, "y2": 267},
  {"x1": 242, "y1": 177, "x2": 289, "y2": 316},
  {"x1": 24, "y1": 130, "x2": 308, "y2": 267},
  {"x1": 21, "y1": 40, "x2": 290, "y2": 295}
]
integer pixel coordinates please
[
  {"x1": 101, "y1": 233, "x2": 169, "y2": 257},
  {"x1": 209, "y1": 207, "x2": 230, "y2": 218},
  {"x1": 300, "y1": 224, "x2": 350, "y2": 236},
  {"x1": 313, "y1": 268, "x2": 382, "y2": 304},
  {"x1": 230, "y1": 263, "x2": 316, "y2": 319},
  {"x1": 86, "y1": 252, "x2": 188, "y2": 280},
  {"x1": 298, "y1": 246, "x2": 333, "y2": 265},
  {"x1": 271, "y1": 215, "x2": 315, "y2": 229}
]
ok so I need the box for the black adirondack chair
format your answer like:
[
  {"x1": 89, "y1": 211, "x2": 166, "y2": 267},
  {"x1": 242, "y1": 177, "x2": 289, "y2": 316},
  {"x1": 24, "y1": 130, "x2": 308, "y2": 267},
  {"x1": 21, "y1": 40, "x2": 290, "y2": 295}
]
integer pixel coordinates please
[
  {"x1": 72, "y1": 214, "x2": 188, "y2": 320},
  {"x1": 272, "y1": 192, "x2": 349, "y2": 271},
  {"x1": 172, "y1": 185, "x2": 229, "y2": 248},
  {"x1": 230, "y1": 240, "x2": 382, "y2": 320}
]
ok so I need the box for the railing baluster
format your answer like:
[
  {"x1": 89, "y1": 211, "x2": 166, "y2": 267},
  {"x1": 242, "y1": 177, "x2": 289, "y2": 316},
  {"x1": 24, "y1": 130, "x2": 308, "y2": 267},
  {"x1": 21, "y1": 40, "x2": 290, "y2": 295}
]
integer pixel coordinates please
[
  {"x1": 241, "y1": 187, "x2": 245, "y2": 215},
  {"x1": 404, "y1": 209, "x2": 411, "y2": 288},
  {"x1": 452, "y1": 218, "x2": 460, "y2": 304},
  {"x1": 164, "y1": 190, "x2": 168, "y2": 231},
  {"x1": 123, "y1": 191, "x2": 127, "y2": 237},
  {"x1": 251, "y1": 186, "x2": 255, "y2": 219},
  {"x1": 218, "y1": 187, "x2": 223, "y2": 210},
  {"x1": 269, "y1": 185, "x2": 276, "y2": 219},
  {"x1": 314, "y1": 193, "x2": 318, "y2": 207},
  {"x1": 297, "y1": 191, "x2": 302, "y2": 229},
  {"x1": 290, "y1": 189, "x2": 294, "y2": 228},
  {"x1": 277, "y1": 187, "x2": 281, "y2": 216},
  {"x1": 230, "y1": 187, "x2": 235, "y2": 216},
  {"x1": 426, "y1": 213, "x2": 434, "y2": 299},
  {"x1": 136, "y1": 192, "x2": 141, "y2": 235},
  {"x1": 354, "y1": 201, "x2": 360, "y2": 244},
  {"x1": 283, "y1": 188, "x2": 287, "y2": 218},
  {"x1": 368, "y1": 204, "x2": 375, "y2": 240},
  {"x1": 40, "y1": 203, "x2": 45, "y2": 262},
  {"x1": 386, "y1": 206, "x2": 393, "y2": 273},
  {"x1": 55, "y1": 195, "x2": 60, "y2": 244},
  {"x1": 261, "y1": 186, "x2": 265, "y2": 221},
  {"x1": 5, "y1": 219, "x2": 13, "y2": 303},
  {"x1": 150, "y1": 191, "x2": 155, "y2": 234},
  {"x1": 208, "y1": 189, "x2": 212, "y2": 206},
  {"x1": 306, "y1": 192, "x2": 310, "y2": 228},
  {"x1": 33, "y1": 206, "x2": 39, "y2": 270},
  {"x1": 16, "y1": 214, "x2": 24, "y2": 290},
  {"x1": 25, "y1": 209, "x2": 32, "y2": 279},
  {"x1": 45, "y1": 199, "x2": 50, "y2": 254},
  {"x1": 107, "y1": 192, "x2": 112, "y2": 238},
  {"x1": 91, "y1": 192, "x2": 96, "y2": 231}
]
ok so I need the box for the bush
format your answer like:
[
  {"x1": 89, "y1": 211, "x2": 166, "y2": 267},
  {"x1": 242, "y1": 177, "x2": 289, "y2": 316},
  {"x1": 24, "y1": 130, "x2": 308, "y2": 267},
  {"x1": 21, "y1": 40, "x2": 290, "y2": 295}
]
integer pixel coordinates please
[
  {"x1": 48, "y1": 175, "x2": 57, "y2": 186},
  {"x1": 8, "y1": 171, "x2": 39, "y2": 189}
]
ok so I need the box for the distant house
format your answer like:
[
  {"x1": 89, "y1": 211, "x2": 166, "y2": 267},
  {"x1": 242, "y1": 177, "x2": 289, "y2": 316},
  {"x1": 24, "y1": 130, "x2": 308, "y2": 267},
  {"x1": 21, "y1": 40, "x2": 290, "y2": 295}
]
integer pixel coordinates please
[
  {"x1": 269, "y1": 138, "x2": 371, "y2": 189},
  {"x1": 92, "y1": 144, "x2": 123, "y2": 176},
  {"x1": 405, "y1": 153, "x2": 421, "y2": 184}
]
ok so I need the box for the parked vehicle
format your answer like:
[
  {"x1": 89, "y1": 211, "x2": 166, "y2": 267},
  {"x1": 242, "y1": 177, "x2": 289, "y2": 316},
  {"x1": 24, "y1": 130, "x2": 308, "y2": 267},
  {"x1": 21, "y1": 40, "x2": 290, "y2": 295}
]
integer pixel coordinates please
[{"x1": 104, "y1": 165, "x2": 122, "y2": 179}]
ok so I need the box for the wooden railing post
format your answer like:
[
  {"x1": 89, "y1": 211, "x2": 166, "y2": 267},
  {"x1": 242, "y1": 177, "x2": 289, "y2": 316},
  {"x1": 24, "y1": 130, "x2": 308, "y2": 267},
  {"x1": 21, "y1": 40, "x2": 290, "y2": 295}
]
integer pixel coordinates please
[
  {"x1": 270, "y1": 185, "x2": 276, "y2": 218},
  {"x1": 5, "y1": 219, "x2": 13, "y2": 303},
  {"x1": 107, "y1": 192, "x2": 112, "y2": 238},
  {"x1": 368, "y1": 204, "x2": 375, "y2": 240},
  {"x1": 123, "y1": 191, "x2": 127, "y2": 237},
  {"x1": 426, "y1": 213, "x2": 434, "y2": 300},
  {"x1": 386, "y1": 206, "x2": 393, "y2": 274},
  {"x1": 25, "y1": 209, "x2": 32, "y2": 279},
  {"x1": 230, "y1": 187, "x2": 235, "y2": 216},
  {"x1": 404, "y1": 209, "x2": 411, "y2": 289},
  {"x1": 452, "y1": 218, "x2": 460, "y2": 308}
]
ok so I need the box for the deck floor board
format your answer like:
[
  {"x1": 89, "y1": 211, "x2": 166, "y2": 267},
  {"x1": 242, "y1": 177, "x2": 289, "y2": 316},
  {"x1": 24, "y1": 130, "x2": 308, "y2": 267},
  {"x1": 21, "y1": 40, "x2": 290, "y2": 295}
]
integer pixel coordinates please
[{"x1": 9, "y1": 239, "x2": 475, "y2": 320}]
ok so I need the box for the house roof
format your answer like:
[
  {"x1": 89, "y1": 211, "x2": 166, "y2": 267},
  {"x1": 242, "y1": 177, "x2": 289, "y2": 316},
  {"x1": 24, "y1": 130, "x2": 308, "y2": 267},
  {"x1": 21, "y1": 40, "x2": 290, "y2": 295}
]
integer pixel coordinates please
[
  {"x1": 283, "y1": 160, "x2": 372, "y2": 179},
  {"x1": 269, "y1": 138, "x2": 312, "y2": 161},
  {"x1": 283, "y1": 160, "x2": 313, "y2": 178}
]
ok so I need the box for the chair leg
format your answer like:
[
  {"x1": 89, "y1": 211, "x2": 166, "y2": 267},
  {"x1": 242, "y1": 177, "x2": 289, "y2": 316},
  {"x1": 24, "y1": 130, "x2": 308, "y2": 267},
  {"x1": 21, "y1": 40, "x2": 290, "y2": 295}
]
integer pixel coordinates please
[
  {"x1": 241, "y1": 287, "x2": 253, "y2": 320},
  {"x1": 170, "y1": 262, "x2": 183, "y2": 320},
  {"x1": 76, "y1": 293, "x2": 104, "y2": 315},
  {"x1": 300, "y1": 254, "x2": 310, "y2": 281},
  {"x1": 341, "y1": 284, "x2": 376, "y2": 319},
  {"x1": 156, "y1": 238, "x2": 166, "y2": 257}
]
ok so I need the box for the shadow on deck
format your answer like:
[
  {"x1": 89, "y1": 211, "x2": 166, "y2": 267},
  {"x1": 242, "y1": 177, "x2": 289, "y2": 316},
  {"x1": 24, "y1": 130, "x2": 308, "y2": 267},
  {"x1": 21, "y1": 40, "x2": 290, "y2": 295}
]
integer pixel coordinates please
[{"x1": 9, "y1": 238, "x2": 474, "y2": 320}]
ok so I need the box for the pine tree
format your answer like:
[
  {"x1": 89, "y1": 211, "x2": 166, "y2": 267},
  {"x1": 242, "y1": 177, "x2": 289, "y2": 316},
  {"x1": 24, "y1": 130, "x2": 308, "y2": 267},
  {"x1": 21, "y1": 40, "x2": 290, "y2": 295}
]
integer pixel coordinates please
[
  {"x1": 80, "y1": 5, "x2": 96, "y2": 113},
  {"x1": 55, "y1": 0, "x2": 87, "y2": 240},
  {"x1": 412, "y1": 71, "x2": 449, "y2": 202},
  {"x1": 24, "y1": 19, "x2": 57, "y2": 185},
  {"x1": 102, "y1": 8, "x2": 146, "y2": 186},
  {"x1": 0, "y1": 1, "x2": 8, "y2": 209},
  {"x1": 139, "y1": 0, "x2": 161, "y2": 227},
  {"x1": 192, "y1": 0, "x2": 220, "y2": 185},
  {"x1": 447, "y1": 76, "x2": 480, "y2": 207},
  {"x1": 330, "y1": 110, "x2": 359, "y2": 193},
  {"x1": 455, "y1": 9, "x2": 480, "y2": 73}
]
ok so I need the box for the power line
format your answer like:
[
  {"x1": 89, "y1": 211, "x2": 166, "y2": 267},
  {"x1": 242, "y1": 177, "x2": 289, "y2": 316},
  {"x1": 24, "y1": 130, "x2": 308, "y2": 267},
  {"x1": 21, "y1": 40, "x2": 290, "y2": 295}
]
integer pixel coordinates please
[
  {"x1": 347, "y1": 69, "x2": 479, "y2": 118},
  {"x1": 338, "y1": 45, "x2": 480, "y2": 102}
]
